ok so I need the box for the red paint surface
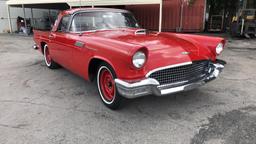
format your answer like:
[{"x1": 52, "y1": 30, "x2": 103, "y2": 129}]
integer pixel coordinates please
[{"x1": 33, "y1": 8, "x2": 225, "y2": 82}]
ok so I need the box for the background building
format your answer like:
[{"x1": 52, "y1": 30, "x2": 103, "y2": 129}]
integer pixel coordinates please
[
  {"x1": 1, "y1": 0, "x2": 255, "y2": 33},
  {"x1": 127, "y1": 0, "x2": 206, "y2": 32},
  {"x1": 0, "y1": 0, "x2": 58, "y2": 33},
  {"x1": 205, "y1": 0, "x2": 256, "y2": 32}
]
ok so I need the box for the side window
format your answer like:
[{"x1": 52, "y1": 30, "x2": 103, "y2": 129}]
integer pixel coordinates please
[
  {"x1": 57, "y1": 15, "x2": 70, "y2": 32},
  {"x1": 70, "y1": 12, "x2": 98, "y2": 32}
]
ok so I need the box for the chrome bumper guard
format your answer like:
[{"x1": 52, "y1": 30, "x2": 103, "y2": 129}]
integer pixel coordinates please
[{"x1": 115, "y1": 62, "x2": 225, "y2": 99}]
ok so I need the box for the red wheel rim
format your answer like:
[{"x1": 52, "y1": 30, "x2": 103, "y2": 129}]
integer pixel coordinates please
[
  {"x1": 45, "y1": 46, "x2": 51, "y2": 65},
  {"x1": 99, "y1": 68, "x2": 115, "y2": 102}
]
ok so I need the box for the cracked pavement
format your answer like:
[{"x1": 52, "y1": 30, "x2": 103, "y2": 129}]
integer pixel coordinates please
[{"x1": 0, "y1": 34, "x2": 256, "y2": 144}]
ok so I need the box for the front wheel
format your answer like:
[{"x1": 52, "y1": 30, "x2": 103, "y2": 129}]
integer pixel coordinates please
[{"x1": 97, "y1": 63, "x2": 124, "y2": 109}]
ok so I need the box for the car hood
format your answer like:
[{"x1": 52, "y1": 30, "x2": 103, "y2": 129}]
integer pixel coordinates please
[{"x1": 87, "y1": 28, "x2": 215, "y2": 70}]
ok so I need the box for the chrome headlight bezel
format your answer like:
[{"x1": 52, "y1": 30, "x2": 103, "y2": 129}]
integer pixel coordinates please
[
  {"x1": 216, "y1": 43, "x2": 224, "y2": 55},
  {"x1": 132, "y1": 51, "x2": 146, "y2": 69}
]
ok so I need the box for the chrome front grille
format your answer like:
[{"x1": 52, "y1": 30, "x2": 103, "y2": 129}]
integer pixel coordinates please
[{"x1": 148, "y1": 61, "x2": 211, "y2": 87}]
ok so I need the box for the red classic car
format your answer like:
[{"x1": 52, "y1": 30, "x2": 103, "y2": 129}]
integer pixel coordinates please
[{"x1": 33, "y1": 8, "x2": 226, "y2": 109}]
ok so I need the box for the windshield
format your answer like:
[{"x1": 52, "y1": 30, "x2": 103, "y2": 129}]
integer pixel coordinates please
[{"x1": 70, "y1": 11, "x2": 140, "y2": 32}]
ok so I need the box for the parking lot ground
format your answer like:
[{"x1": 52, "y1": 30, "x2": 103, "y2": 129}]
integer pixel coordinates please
[{"x1": 0, "y1": 34, "x2": 256, "y2": 144}]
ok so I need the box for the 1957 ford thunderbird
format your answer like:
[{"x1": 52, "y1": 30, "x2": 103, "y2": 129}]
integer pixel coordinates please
[{"x1": 33, "y1": 8, "x2": 226, "y2": 109}]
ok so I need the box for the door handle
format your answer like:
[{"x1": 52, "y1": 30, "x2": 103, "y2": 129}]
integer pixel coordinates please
[{"x1": 49, "y1": 34, "x2": 55, "y2": 39}]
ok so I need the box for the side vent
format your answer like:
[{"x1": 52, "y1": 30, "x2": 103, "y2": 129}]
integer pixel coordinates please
[{"x1": 135, "y1": 29, "x2": 147, "y2": 35}]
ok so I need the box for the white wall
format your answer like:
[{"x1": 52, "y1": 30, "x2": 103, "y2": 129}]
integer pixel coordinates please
[
  {"x1": 0, "y1": 0, "x2": 59, "y2": 33},
  {"x1": 0, "y1": 0, "x2": 10, "y2": 33}
]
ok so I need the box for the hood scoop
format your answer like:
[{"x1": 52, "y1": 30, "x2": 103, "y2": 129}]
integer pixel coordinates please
[{"x1": 135, "y1": 29, "x2": 147, "y2": 35}]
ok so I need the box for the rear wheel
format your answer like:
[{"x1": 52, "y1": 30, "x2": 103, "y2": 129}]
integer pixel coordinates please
[
  {"x1": 97, "y1": 63, "x2": 124, "y2": 109},
  {"x1": 43, "y1": 44, "x2": 59, "y2": 69}
]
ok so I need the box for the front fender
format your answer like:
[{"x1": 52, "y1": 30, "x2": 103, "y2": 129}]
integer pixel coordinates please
[
  {"x1": 86, "y1": 37, "x2": 147, "y2": 80},
  {"x1": 175, "y1": 34, "x2": 226, "y2": 56}
]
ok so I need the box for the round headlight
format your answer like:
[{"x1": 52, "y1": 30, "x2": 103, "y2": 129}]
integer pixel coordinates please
[
  {"x1": 132, "y1": 51, "x2": 146, "y2": 68},
  {"x1": 216, "y1": 43, "x2": 224, "y2": 55}
]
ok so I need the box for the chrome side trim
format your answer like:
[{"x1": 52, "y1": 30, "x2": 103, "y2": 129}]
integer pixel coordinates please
[{"x1": 145, "y1": 61, "x2": 192, "y2": 77}]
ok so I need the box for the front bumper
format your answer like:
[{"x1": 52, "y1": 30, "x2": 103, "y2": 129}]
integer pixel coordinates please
[{"x1": 115, "y1": 61, "x2": 225, "y2": 99}]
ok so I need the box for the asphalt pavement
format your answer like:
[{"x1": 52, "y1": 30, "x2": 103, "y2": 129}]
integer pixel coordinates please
[{"x1": 0, "y1": 34, "x2": 256, "y2": 144}]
